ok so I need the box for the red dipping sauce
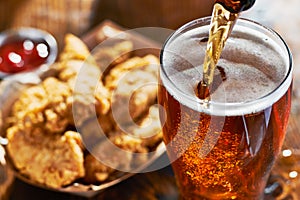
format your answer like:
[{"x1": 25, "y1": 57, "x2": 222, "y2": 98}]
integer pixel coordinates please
[
  {"x1": 0, "y1": 37, "x2": 50, "y2": 73},
  {"x1": 0, "y1": 28, "x2": 57, "y2": 78}
]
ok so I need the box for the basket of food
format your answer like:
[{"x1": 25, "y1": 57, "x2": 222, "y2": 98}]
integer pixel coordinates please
[{"x1": 0, "y1": 20, "x2": 165, "y2": 197}]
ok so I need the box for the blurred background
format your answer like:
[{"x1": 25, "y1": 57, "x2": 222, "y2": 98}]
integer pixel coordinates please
[
  {"x1": 0, "y1": 0, "x2": 213, "y2": 49},
  {"x1": 0, "y1": 0, "x2": 298, "y2": 73}
]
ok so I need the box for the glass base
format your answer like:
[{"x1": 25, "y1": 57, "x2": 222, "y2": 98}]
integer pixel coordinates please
[{"x1": 264, "y1": 151, "x2": 300, "y2": 200}]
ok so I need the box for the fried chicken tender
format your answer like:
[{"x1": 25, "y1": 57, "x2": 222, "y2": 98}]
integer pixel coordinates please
[
  {"x1": 11, "y1": 77, "x2": 72, "y2": 134},
  {"x1": 83, "y1": 154, "x2": 115, "y2": 183},
  {"x1": 57, "y1": 34, "x2": 110, "y2": 123},
  {"x1": 110, "y1": 105, "x2": 162, "y2": 150},
  {"x1": 59, "y1": 33, "x2": 90, "y2": 61},
  {"x1": 84, "y1": 105, "x2": 162, "y2": 183},
  {"x1": 6, "y1": 126, "x2": 84, "y2": 188},
  {"x1": 105, "y1": 56, "x2": 153, "y2": 89},
  {"x1": 83, "y1": 137, "x2": 137, "y2": 183},
  {"x1": 104, "y1": 54, "x2": 159, "y2": 125},
  {"x1": 93, "y1": 40, "x2": 133, "y2": 72},
  {"x1": 126, "y1": 105, "x2": 163, "y2": 149}
]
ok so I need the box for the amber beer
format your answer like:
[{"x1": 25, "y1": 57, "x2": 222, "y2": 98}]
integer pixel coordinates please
[{"x1": 158, "y1": 18, "x2": 293, "y2": 199}]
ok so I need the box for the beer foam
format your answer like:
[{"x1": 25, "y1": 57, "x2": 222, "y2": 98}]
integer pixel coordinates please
[
  {"x1": 161, "y1": 20, "x2": 291, "y2": 116},
  {"x1": 211, "y1": 59, "x2": 278, "y2": 103}
]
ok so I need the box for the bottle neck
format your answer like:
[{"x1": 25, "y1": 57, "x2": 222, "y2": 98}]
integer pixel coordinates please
[{"x1": 214, "y1": 0, "x2": 256, "y2": 13}]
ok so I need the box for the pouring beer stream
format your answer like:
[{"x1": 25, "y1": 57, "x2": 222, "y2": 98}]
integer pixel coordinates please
[{"x1": 198, "y1": 0, "x2": 256, "y2": 99}]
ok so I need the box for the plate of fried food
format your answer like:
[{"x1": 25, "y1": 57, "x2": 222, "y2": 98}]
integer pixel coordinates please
[{"x1": 0, "y1": 20, "x2": 165, "y2": 197}]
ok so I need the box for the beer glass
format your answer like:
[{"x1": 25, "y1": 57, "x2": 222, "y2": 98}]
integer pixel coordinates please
[{"x1": 158, "y1": 17, "x2": 293, "y2": 199}]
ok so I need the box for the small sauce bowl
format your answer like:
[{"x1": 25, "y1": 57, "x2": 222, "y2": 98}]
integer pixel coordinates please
[{"x1": 0, "y1": 27, "x2": 57, "y2": 79}]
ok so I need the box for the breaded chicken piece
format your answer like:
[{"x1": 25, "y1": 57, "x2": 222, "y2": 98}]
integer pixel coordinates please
[
  {"x1": 83, "y1": 154, "x2": 115, "y2": 184},
  {"x1": 57, "y1": 34, "x2": 110, "y2": 121},
  {"x1": 59, "y1": 33, "x2": 91, "y2": 62},
  {"x1": 105, "y1": 54, "x2": 159, "y2": 125},
  {"x1": 126, "y1": 105, "x2": 163, "y2": 149},
  {"x1": 11, "y1": 77, "x2": 72, "y2": 134},
  {"x1": 104, "y1": 56, "x2": 153, "y2": 89},
  {"x1": 83, "y1": 127, "x2": 152, "y2": 184},
  {"x1": 84, "y1": 105, "x2": 162, "y2": 183},
  {"x1": 83, "y1": 137, "x2": 135, "y2": 183},
  {"x1": 6, "y1": 126, "x2": 84, "y2": 188},
  {"x1": 110, "y1": 105, "x2": 162, "y2": 150},
  {"x1": 93, "y1": 40, "x2": 133, "y2": 72}
]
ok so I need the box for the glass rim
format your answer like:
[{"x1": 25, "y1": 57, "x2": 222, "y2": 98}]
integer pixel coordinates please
[{"x1": 160, "y1": 17, "x2": 293, "y2": 116}]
